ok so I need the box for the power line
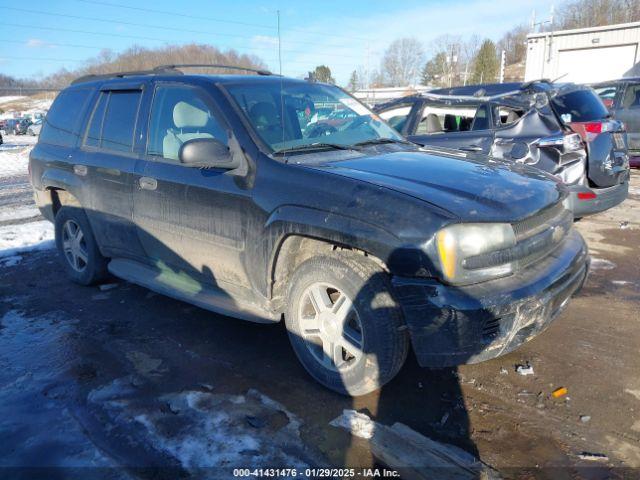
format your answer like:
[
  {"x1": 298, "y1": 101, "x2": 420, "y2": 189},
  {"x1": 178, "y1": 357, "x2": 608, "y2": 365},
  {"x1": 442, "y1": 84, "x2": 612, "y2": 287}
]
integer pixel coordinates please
[
  {"x1": 0, "y1": 38, "x2": 106, "y2": 50},
  {"x1": 1, "y1": 17, "x2": 365, "y2": 60},
  {"x1": 2, "y1": 5, "x2": 366, "y2": 50},
  {"x1": 75, "y1": 0, "x2": 275, "y2": 30},
  {"x1": 73, "y1": 0, "x2": 371, "y2": 43}
]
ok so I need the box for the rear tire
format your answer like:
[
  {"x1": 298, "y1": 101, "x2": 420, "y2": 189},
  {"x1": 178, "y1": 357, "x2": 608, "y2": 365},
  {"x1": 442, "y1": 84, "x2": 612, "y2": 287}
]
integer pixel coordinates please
[
  {"x1": 54, "y1": 207, "x2": 108, "y2": 285},
  {"x1": 285, "y1": 253, "x2": 409, "y2": 396}
]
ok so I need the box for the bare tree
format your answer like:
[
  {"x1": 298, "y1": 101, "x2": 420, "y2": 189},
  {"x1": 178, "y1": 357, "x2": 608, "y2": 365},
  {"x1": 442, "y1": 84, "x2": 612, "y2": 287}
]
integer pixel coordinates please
[
  {"x1": 381, "y1": 38, "x2": 425, "y2": 87},
  {"x1": 0, "y1": 43, "x2": 269, "y2": 92},
  {"x1": 557, "y1": 0, "x2": 640, "y2": 29}
]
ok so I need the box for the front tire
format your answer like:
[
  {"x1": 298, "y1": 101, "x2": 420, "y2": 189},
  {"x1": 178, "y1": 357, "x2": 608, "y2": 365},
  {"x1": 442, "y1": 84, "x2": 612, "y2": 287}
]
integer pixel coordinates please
[
  {"x1": 285, "y1": 253, "x2": 409, "y2": 396},
  {"x1": 54, "y1": 207, "x2": 108, "y2": 285}
]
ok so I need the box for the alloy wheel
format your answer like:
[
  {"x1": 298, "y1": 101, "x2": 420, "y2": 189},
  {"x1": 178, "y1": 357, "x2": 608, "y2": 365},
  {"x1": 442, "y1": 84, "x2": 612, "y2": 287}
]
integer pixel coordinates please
[{"x1": 297, "y1": 282, "x2": 363, "y2": 372}]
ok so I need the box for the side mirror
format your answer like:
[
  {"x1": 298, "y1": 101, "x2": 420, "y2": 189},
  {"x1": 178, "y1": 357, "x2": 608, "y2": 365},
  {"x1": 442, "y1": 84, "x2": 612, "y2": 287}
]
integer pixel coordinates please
[{"x1": 178, "y1": 138, "x2": 240, "y2": 170}]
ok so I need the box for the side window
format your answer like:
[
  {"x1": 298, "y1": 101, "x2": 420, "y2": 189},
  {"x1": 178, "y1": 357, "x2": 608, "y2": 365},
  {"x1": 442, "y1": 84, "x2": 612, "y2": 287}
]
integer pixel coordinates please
[
  {"x1": 622, "y1": 84, "x2": 640, "y2": 109},
  {"x1": 40, "y1": 88, "x2": 93, "y2": 147},
  {"x1": 594, "y1": 84, "x2": 618, "y2": 109},
  {"x1": 470, "y1": 105, "x2": 491, "y2": 131},
  {"x1": 147, "y1": 85, "x2": 227, "y2": 162},
  {"x1": 378, "y1": 104, "x2": 413, "y2": 132},
  {"x1": 495, "y1": 106, "x2": 524, "y2": 127},
  {"x1": 83, "y1": 90, "x2": 141, "y2": 152},
  {"x1": 102, "y1": 91, "x2": 141, "y2": 152},
  {"x1": 415, "y1": 105, "x2": 478, "y2": 134}
]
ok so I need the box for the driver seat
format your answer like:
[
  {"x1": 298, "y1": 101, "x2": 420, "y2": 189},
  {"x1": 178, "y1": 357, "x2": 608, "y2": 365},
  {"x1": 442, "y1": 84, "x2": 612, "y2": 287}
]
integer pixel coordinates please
[{"x1": 163, "y1": 101, "x2": 214, "y2": 161}]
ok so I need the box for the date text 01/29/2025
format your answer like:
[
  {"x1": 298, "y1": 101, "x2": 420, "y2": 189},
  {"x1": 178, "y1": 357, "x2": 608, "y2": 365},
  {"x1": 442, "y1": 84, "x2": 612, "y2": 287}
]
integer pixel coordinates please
[{"x1": 232, "y1": 468, "x2": 400, "y2": 477}]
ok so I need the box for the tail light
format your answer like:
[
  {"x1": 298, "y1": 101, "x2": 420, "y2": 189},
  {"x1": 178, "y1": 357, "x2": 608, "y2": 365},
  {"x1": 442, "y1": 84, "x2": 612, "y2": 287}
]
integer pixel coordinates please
[{"x1": 570, "y1": 121, "x2": 614, "y2": 143}]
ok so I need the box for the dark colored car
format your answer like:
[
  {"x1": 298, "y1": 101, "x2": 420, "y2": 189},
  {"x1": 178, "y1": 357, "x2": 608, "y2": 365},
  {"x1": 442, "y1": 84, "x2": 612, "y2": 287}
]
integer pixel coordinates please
[
  {"x1": 375, "y1": 81, "x2": 630, "y2": 218},
  {"x1": 14, "y1": 118, "x2": 33, "y2": 135},
  {"x1": 592, "y1": 77, "x2": 640, "y2": 168},
  {"x1": 4, "y1": 118, "x2": 22, "y2": 135},
  {"x1": 29, "y1": 66, "x2": 589, "y2": 395}
]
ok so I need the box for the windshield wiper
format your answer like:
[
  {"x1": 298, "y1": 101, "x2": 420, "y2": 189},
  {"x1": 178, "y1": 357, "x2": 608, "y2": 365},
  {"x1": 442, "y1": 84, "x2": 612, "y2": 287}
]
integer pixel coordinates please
[
  {"x1": 272, "y1": 143, "x2": 353, "y2": 155},
  {"x1": 351, "y1": 138, "x2": 413, "y2": 147}
]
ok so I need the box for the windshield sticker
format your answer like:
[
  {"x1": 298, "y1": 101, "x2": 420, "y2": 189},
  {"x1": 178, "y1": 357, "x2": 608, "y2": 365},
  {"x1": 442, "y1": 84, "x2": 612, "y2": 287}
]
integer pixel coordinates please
[{"x1": 339, "y1": 97, "x2": 371, "y2": 116}]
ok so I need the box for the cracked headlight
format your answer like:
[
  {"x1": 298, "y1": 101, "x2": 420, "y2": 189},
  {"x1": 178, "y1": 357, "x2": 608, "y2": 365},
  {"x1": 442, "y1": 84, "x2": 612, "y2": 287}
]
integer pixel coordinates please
[{"x1": 433, "y1": 223, "x2": 517, "y2": 285}]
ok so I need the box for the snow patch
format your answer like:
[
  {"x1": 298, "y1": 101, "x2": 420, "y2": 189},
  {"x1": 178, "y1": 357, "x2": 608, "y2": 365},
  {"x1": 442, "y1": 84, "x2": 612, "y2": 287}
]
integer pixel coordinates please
[
  {"x1": 0, "y1": 220, "x2": 54, "y2": 258},
  {"x1": 0, "y1": 205, "x2": 40, "y2": 222},
  {"x1": 590, "y1": 258, "x2": 616, "y2": 271},
  {"x1": 121, "y1": 387, "x2": 311, "y2": 471},
  {"x1": 0, "y1": 145, "x2": 31, "y2": 177},
  {"x1": 330, "y1": 409, "x2": 375, "y2": 439}
]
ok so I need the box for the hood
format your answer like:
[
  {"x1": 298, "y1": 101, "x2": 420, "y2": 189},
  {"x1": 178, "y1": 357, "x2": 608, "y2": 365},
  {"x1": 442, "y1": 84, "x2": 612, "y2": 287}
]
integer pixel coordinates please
[{"x1": 308, "y1": 150, "x2": 565, "y2": 222}]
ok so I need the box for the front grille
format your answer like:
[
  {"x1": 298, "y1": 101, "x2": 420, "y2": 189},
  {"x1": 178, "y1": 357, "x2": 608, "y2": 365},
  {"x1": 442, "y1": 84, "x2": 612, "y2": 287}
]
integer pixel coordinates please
[
  {"x1": 464, "y1": 203, "x2": 572, "y2": 271},
  {"x1": 512, "y1": 202, "x2": 565, "y2": 240}
]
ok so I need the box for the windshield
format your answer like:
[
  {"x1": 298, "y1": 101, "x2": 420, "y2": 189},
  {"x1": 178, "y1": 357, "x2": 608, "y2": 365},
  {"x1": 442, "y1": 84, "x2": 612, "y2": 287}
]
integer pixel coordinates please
[
  {"x1": 551, "y1": 89, "x2": 609, "y2": 123},
  {"x1": 225, "y1": 81, "x2": 403, "y2": 153}
]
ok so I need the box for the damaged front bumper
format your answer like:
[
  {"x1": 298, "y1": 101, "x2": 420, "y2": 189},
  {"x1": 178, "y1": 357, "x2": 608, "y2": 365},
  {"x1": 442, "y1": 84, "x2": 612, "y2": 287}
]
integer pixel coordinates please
[
  {"x1": 566, "y1": 179, "x2": 629, "y2": 218},
  {"x1": 392, "y1": 230, "x2": 589, "y2": 368}
]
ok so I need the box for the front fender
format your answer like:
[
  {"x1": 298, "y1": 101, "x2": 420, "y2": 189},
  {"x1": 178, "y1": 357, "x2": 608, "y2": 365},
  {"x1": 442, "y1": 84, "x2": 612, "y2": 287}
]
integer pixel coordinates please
[
  {"x1": 266, "y1": 204, "x2": 400, "y2": 260},
  {"x1": 257, "y1": 205, "x2": 435, "y2": 299}
]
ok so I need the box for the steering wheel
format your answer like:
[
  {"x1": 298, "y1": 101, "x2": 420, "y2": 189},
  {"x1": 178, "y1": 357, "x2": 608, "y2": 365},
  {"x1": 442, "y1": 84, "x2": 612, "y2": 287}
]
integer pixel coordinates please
[{"x1": 305, "y1": 123, "x2": 338, "y2": 139}]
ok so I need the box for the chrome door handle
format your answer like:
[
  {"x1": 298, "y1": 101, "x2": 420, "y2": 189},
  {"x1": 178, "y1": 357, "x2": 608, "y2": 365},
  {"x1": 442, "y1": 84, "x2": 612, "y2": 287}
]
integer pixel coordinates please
[{"x1": 139, "y1": 177, "x2": 157, "y2": 191}]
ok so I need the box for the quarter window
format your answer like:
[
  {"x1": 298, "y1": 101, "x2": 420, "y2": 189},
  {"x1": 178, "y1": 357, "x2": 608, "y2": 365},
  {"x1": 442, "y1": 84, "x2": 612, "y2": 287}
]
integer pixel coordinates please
[
  {"x1": 378, "y1": 103, "x2": 413, "y2": 132},
  {"x1": 40, "y1": 88, "x2": 93, "y2": 147},
  {"x1": 147, "y1": 85, "x2": 227, "y2": 162}
]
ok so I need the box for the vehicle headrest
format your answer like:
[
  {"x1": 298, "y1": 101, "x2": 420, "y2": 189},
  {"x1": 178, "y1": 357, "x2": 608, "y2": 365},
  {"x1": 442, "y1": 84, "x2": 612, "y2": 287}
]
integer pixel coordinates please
[
  {"x1": 173, "y1": 101, "x2": 209, "y2": 129},
  {"x1": 249, "y1": 101, "x2": 279, "y2": 127},
  {"x1": 425, "y1": 113, "x2": 442, "y2": 133},
  {"x1": 506, "y1": 110, "x2": 519, "y2": 124},
  {"x1": 444, "y1": 114, "x2": 457, "y2": 131}
]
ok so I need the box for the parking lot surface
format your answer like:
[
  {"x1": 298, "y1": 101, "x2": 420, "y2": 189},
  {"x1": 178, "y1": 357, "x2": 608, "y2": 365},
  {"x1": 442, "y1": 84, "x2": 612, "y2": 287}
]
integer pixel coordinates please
[{"x1": 1, "y1": 134, "x2": 639, "y2": 478}]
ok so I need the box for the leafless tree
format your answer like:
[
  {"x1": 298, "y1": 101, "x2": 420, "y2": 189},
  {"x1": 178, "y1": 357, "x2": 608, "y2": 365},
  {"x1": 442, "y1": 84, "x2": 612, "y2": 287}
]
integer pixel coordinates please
[
  {"x1": 557, "y1": 0, "x2": 640, "y2": 29},
  {"x1": 381, "y1": 38, "x2": 425, "y2": 86}
]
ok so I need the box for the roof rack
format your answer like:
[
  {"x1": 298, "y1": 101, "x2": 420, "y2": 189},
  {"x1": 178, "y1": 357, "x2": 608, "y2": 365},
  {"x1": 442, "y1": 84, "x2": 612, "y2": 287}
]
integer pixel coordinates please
[
  {"x1": 71, "y1": 63, "x2": 273, "y2": 85},
  {"x1": 71, "y1": 67, "x2": 181, "y2": 85},
  {"x1": 154, "y1": 64, "x2": 273, "y2": 76}
]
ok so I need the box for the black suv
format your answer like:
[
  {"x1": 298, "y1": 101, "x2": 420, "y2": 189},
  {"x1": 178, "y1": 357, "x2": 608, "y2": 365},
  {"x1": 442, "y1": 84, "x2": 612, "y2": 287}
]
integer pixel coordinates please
[
  {"x1": 375, "y1": 81, "x2": 630, "y2": 218},
  {"x1": 30, "y1": 66, "x2": 589, "y2": 395}
]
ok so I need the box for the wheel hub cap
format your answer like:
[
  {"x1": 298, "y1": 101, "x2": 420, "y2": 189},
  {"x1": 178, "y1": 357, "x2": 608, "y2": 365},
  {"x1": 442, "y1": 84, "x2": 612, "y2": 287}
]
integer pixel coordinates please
[
  {"x1": 61, "y1": 219, "x2": 88, "y2": 273},
  {"x1": 298, "y1": 283, "x2": 363, "y2": 372}
]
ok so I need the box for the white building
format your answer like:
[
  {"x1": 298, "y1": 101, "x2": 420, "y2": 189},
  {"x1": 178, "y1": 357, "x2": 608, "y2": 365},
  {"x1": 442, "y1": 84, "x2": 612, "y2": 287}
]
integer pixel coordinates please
[{"x1": 525, "y1": 21, "x2": 640, "y2": 83}]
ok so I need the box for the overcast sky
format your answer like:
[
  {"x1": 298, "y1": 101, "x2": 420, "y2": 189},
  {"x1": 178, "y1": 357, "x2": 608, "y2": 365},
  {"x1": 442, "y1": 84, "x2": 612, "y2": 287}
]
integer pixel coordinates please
[{"x1": 1, "y1": 0, "x2": 557, "y2": 84}]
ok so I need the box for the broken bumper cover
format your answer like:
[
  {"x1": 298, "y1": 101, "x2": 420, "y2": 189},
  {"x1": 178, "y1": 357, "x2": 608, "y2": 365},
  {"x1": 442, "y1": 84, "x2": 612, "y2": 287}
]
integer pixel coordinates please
[
  {"x1": 392, "y1": 230, "x2": 589, "y2": 368},
  {"x1": 565, "y1": 178, "x2": 629, "y2": 218}
]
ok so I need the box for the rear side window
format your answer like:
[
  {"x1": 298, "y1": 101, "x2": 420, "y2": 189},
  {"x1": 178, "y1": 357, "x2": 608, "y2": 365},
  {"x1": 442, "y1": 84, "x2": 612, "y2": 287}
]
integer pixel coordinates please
[
  {"x1": 40, "y1": 88, "x2": 93, "y2": 147},
  {"x1": 415, "y1": 105, "x2": 479, "y2": 134},
  {"x1": 552, "y1": 89, "x2": 609, "y2": 123},
  {"x1": 84, "y1": 90, "x2": 141, "y2": 152},
  {"x1": 621, "y1": 84, "x2": 640, "y2": 109}
]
